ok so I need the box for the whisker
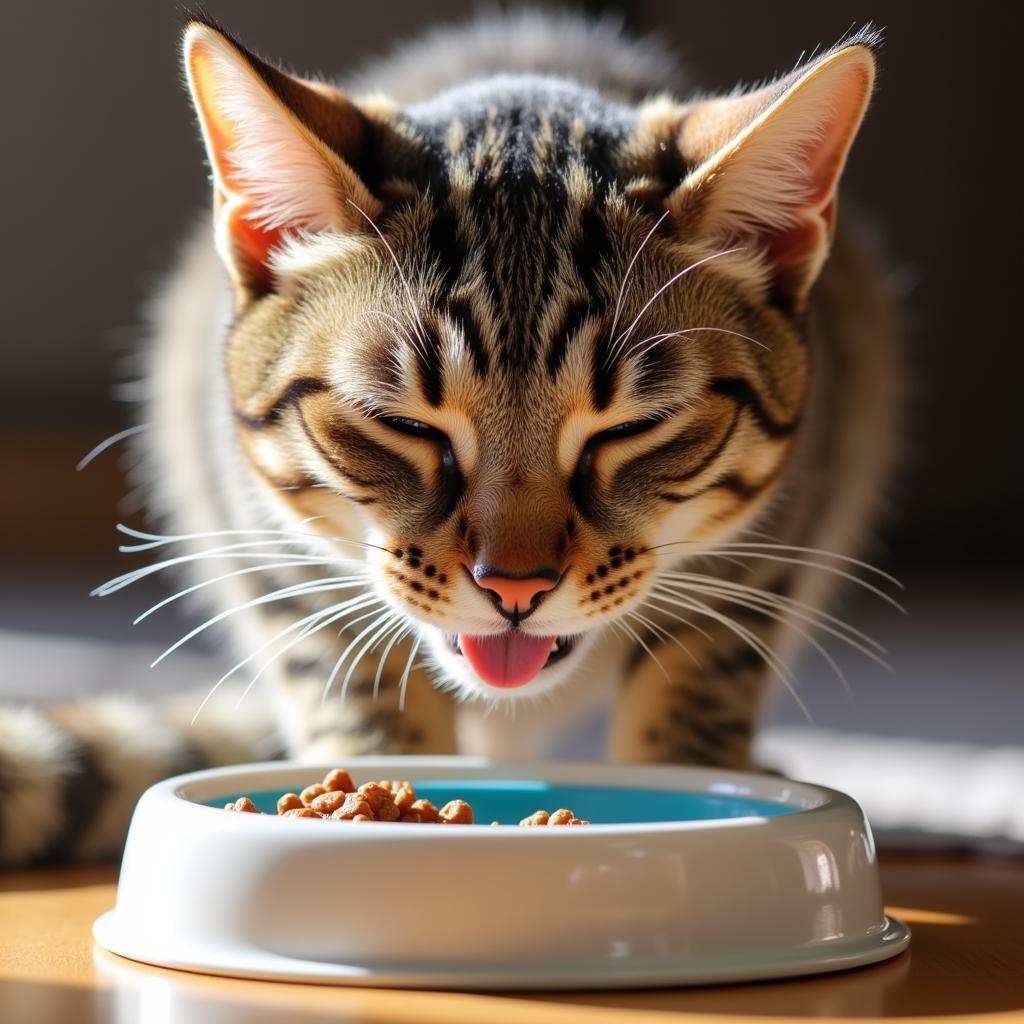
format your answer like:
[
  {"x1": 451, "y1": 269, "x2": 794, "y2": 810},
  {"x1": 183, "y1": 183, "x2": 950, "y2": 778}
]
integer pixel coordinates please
[
  {"x1": 650, "y1": 548, "x2": 905, "y2": 612},
  {"x1": 76, "y1": 424, "x2": 148, "y2": 471},
  {"x1": 657, "y1": 580, "x2": 859, "y2": 700},
  {"x1": 617, "y1": 616, "x2": 671, "y2": 682},
  {"x1": 648, "y1": 587, "x2": 811, "y2": 720},
  {"x1": 114, "y1": 521, "x2": 384, "y2": 557},
  {"x1": 622, "y1": 606, "x2": 704, "y2": 671},
  {"x1": 606, "y1": 209, "x2": 670, "y2": 361},
  {"x1": 629, "y1": 325, "x2": 770, "y2": 359},
  {"x1": 609, "y1": 247, "x2": 744, "y2": 363},
  {"x1": 397, "y1": 633, "x2": 423, "y2": 713},
  {"x1": 132, "y1": 563, "x2": 368, "y2": 624},
  {"x1": 648, "y1": 538, "x2": 904, "y2": 590},
  {"x1": 321, "y1": 608, "x2": 398, "y2": 705},
  {"x1": 340, "y1": 613, "x2": 403, "y2": 703},
  {"x1": 228, "y1": 596, "x2": 385, "y2": 712},
  {"x1": 625, "y1": 609, "x2": 701, "y2": 671},
  {"x1": 194, "y1": 594, "x2": 380, "y2": 723},
  {"x1": 152, "y1": 577, "x2": 369, "y2": 668},
  {"x1": 95, "y1": 546, "x2": 356, "y2": 598},
  {"x1": 345, "y1": 199, "x2": 430, "y2": 360},
  {"x1": 374, "y1": 621, "x2": 413, "y2": 700},
  {"x1": 659, "y1": 571, "x2": 888, "y2": 656}
]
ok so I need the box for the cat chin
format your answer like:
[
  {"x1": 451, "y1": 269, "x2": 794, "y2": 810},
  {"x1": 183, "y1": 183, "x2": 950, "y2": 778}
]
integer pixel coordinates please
[{"x1": 421, "y1": 627, "x2": 597, "y2": 702}]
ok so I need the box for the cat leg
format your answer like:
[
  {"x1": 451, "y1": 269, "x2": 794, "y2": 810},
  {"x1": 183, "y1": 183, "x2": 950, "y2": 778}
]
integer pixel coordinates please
[
  {"x1": 244, "y1": 604, "x2": 457, "y2": 760},
  {"x1": 608, "y1": 615, "x2": 775, "y2": 770}
]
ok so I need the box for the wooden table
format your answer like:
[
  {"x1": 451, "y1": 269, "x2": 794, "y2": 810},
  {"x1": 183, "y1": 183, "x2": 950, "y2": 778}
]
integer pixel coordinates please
[{"x1": 1, "y1": 854, "x2": 1021, "y2": 1023}]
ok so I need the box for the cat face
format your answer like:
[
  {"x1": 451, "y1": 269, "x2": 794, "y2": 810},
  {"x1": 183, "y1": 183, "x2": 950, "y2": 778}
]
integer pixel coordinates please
[{"x1": 184, "y1": 21, "x2": 875, "y2": 698}]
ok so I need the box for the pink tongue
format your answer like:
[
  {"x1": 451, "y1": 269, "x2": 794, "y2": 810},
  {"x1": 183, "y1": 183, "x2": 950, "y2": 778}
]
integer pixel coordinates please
[{"x1": 458, "y1": 633, "x2": 556, "y2": 689}]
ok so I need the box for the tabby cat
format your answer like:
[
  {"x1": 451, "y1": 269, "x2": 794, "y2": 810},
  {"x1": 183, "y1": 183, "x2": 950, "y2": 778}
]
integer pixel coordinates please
[{"x1": 0, "y1": 10, "x2": 900, "y2": 866}]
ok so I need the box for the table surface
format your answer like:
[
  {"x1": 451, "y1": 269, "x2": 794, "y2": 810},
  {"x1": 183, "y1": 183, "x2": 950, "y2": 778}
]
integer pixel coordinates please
[{"x1": 1, "y1": 854, "x2": 1021, "y2": 1024}]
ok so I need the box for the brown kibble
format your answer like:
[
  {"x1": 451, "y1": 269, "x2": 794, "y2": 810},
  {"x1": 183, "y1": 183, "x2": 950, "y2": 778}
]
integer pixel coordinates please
[
  {"x1": 439, "y1": 799, "x2": 474, "y2": 825},
  {"x1": 358, "y1": 782, "x2": 400, "y2": 821},
  {"x1": 225, "y1": 766, "x2": 589, "y2": 829},
  {"x1": 330, "y1": 794, "x2": 374, "y2": 821},
  {"x1": 310, "y1": 790, "x2": 350, "y2": 815},
  {"x1": 356, "y1": 782, "x2": 393, "y2": 812},
  {"x1": 520, "y1": 810, "x2": 550, "y2": 827},
  {"x1": 226, "y1": 796, "x2": 260, "y2": 813},
  {"x1": 322, "y1": 768, "x2": 356, "y2": 793},
  {"x1": 400, "y1": 799, "x2": 440, "y2": 823},
  {"x1": 301, "y1": 783, "x2": 327, "y2": 806},
  {"x1": 375, "y1": 798, "x2": 401, "y2": 822},
  {"x1": 277, "y1": 793, "x2": 303, "y2": 814},
  {"x1": 380, "y1": 780, "x2": 416, "y2": 812}
]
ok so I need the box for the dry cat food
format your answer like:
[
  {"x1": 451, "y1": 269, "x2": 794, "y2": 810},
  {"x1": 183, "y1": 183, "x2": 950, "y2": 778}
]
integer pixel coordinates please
[{"x1": 224, "y1": 767, "x2": 589, "y2": 826}]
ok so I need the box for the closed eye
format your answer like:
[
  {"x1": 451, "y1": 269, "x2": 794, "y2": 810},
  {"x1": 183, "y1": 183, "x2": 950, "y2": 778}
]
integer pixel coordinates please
[
  {"x1": 377, "y1": 415, "x2": 448, "y2": 444},
  {"x1": 592, "y1": 417, "x2": 667, "y2": 443}
]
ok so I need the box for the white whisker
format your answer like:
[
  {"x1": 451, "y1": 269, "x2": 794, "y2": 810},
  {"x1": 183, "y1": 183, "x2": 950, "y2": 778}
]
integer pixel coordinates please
[
  {"x1": 374, "y1": 621, "x2": 413, "y2": 700},
  {"x1": 659, "y1": 571, "x2": 888, "y2": 657},
  {"x1": 609, "y1": 247, "x2": 744, "y2": 362},
  {"x1": 321, "y1": 608, "x2": 397, "y2": 705},
  {"x1": 76, "y1": 424, "x2": 148, "y2": 472},
  {"x1": 345, "y1": 199, "x2": 430, "y2": 361},
  {"x1": 649, "y1": 587, "x2": 811, "y2": 720},
  {"x1": 626, "y1": 608, "x2": 703, "y2": 671},
  {"x1": 340, "y1": 613, "x2": 403, "y2": 703},
  {"x1": 192, "y1": 594, "x2": 380, "y2": 723},
  {"x1": 397, "y1": 633, "x2": 423, "y2": 713},
  {"x1": 605, "y1": 209, "x2": 670, "y2": 363},
  {"x1": 657, "y1": 579, "x2": 857, "y2": 700},
  {"x1": 132, "y1": 563, "x2": 368, "y2": 624},
  {"x1": 153, "y1": 577, "x2": 368, "y2": 668}
]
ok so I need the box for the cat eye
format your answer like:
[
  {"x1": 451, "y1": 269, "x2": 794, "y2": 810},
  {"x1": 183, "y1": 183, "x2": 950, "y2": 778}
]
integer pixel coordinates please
[
  {"x1": 592, "y1": 418, "x2": 665, "y2": 443},
  {"x1": 377, "y1": 415, "x2": 449, "y2": 444}
]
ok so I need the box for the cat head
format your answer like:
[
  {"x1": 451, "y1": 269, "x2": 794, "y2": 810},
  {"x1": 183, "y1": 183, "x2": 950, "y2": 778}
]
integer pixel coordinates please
[{"x1": 181, "y1": 19, "x2": 877, "y2": 699}]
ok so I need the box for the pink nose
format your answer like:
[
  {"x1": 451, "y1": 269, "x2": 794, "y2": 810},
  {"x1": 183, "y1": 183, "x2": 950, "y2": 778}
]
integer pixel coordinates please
[{"x1": 473, "y1": 572, "x2": 559, "y2": 614}]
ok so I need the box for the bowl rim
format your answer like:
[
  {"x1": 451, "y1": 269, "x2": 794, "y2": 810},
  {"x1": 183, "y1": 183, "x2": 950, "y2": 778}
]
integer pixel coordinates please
[{"x1": 154, "y1": 757, "x2": 858, "y2": 837}]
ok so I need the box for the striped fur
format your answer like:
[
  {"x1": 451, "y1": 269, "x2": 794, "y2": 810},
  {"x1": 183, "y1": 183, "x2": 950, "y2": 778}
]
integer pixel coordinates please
[{"x1": 0, "y1": 12, "x2": 900, "y2": 863}]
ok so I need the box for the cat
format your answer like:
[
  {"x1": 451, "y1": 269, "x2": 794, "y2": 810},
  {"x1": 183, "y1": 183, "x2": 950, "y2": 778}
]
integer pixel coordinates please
[{"x1": 0, "y1": 10, "x2": 900, "y2": 866}]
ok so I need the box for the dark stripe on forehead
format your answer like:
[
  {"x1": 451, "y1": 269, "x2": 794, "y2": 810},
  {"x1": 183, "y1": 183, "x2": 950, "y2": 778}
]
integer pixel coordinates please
[
  {"x1": 417, "y1": 317, "x2": 445, "y2": 406},
  {"x1": 591, "y1": 331, "x2": 615, "y2": 411},
  {"x1": 708, "y1": 377, "x2": 799, "y2": 437},
  {"x1": 572, "y1": 203, "x2": 610, "y2": 296},
  {"x1": 447, "y1": 296, "x2": 489, "y2": 377},
  {"x1": 547, "y1": 298, "x2": 591, "y2": 377},
  {"x1": 428, "y1": 199, "x2": 468, "y2": 289},
  {"x1": 235, "y1": 377, "x2": 329, "y2": 430}
]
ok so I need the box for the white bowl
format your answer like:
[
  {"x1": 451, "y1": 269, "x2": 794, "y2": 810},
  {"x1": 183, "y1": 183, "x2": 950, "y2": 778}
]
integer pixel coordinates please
[{"x1": 93, "y1": 758, "x2": 908, "y2": 989}]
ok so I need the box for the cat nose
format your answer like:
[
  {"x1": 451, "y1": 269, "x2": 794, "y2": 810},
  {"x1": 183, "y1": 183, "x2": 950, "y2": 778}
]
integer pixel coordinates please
[{"x1": 471, "y1": 566, "x2": 560, "y2": 616}]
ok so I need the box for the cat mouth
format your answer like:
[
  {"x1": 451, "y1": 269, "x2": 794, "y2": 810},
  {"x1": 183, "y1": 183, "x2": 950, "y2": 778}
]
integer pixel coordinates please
[{"x1": 445, "y1": 631, "x2": 577, "y2": 688}]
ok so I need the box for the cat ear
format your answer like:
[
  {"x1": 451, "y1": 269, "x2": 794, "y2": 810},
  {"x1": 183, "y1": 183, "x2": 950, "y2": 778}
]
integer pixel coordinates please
[
  {"x1": 182, "y1": 20, "x2": 381, "y2": 303},
  {"x1": 670, "y1": 34, "x2": 877, "y2": 308}
]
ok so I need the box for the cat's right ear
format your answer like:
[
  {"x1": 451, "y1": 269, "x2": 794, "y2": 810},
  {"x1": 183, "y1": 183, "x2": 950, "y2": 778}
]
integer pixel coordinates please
[{"x1": 182, "y1": 20, "x2": 381, "y2": 305}]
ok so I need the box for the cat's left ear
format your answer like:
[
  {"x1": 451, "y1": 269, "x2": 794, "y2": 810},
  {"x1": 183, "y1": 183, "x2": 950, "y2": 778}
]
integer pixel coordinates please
[
  {"x1": 182, "y1": 20, "x2": 381, "y2": 305},
  {"x1": 667, "y1": 33, "x2": 877, "y2": 309}
]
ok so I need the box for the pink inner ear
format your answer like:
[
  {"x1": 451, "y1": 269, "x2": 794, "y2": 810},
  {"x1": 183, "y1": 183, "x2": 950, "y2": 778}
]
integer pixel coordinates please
[{"x1": 217, "y1": 190, "x2": 281, "y2": 296}]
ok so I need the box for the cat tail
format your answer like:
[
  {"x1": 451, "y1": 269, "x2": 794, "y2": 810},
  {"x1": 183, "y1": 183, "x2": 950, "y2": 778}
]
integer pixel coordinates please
[
  {"x1": 0, "y1": 686, "x2": 278, "y2": 868},
  {"x1": 343, "y1": 7, "x2": 683, "y2": 104}
]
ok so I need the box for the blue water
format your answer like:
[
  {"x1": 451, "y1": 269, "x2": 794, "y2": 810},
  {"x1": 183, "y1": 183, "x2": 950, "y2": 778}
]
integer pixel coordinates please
[{"x1": 210, "y1": 780, "x2": 796, "y2": 824}]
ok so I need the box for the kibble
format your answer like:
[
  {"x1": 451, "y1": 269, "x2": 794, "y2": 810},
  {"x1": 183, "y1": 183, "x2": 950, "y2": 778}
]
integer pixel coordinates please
[{"x1": 223, "y1": 767, "x2": 589, "y2": 827}]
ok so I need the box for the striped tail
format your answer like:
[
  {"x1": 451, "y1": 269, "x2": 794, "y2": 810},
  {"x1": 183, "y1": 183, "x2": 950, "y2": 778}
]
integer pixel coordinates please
[{"x1": 0, "y1": 687, "x2": 278, "y2": 868}]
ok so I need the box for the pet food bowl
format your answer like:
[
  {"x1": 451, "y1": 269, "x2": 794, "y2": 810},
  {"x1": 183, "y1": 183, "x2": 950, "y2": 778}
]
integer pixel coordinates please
[{"x1": 93, "y1": 758, "x2": 908, "y2": 989}]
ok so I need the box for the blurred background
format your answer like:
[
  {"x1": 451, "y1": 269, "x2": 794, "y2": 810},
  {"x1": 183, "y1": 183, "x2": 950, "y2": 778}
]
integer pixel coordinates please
[{"x1": 1, "y1": 2, "x2": 1020, "y2": 837}]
